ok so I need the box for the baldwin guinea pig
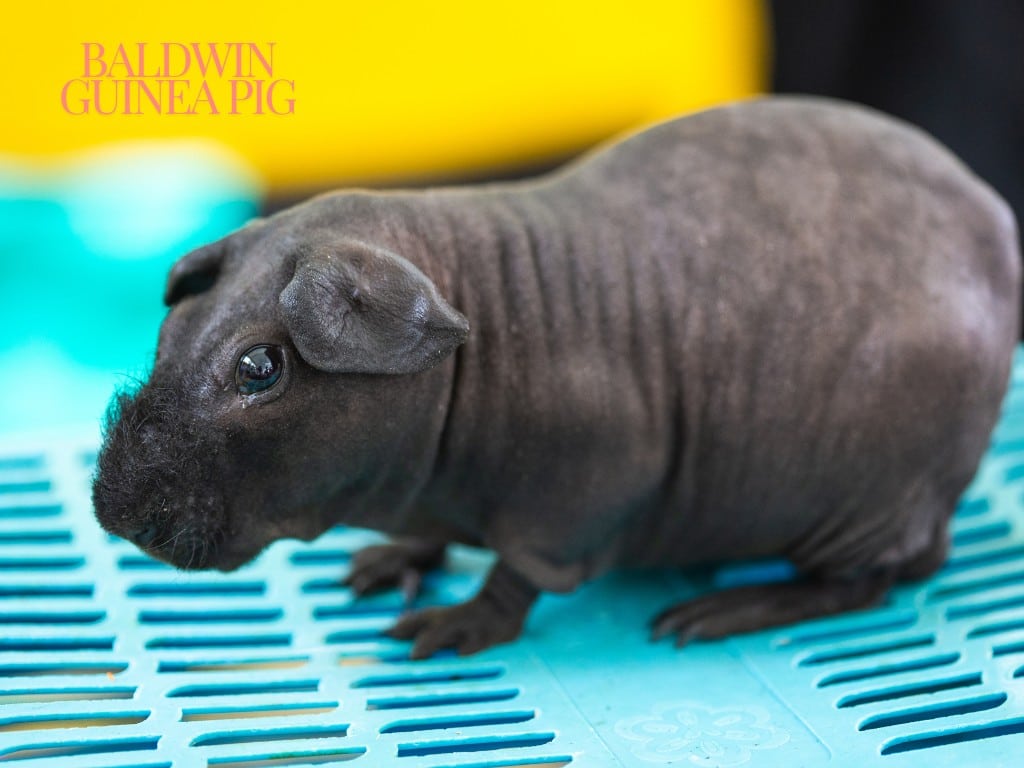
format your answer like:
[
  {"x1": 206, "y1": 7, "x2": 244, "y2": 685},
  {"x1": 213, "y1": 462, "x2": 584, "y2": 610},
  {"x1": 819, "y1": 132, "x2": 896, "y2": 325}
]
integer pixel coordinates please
[{"x1": 92, "y1": 96, "x2": 1020, "y2": 658}]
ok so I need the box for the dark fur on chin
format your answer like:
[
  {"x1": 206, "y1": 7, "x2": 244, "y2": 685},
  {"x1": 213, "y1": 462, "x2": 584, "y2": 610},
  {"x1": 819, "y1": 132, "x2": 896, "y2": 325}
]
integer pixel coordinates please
[{"x1": 92, "y1": 373, "x2": 228, "y2": 569}]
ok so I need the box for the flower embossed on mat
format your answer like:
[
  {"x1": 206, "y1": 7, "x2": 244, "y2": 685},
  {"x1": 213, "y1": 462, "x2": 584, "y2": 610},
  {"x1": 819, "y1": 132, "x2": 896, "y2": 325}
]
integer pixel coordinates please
[{"x1": 615, "y1": 700, "x2": 790, "y2": 766}]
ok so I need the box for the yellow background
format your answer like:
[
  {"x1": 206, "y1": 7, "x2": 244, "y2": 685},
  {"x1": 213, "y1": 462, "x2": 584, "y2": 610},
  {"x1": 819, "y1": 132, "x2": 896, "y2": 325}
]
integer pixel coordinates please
[{"x1": 1, "y1": 1, "x2": 766, "y2": 192}]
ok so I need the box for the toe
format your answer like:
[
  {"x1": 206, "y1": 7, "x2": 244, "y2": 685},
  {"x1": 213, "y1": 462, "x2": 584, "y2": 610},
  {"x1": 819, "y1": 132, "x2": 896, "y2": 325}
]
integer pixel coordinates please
[
  {"x1": 410, "y1": 622, "x2": 454, "y2": 660},
  {"x1": 650, "y1": 596, "x2": 721, "y2": 643},
  {"x1": 387, "y1": 609, "x2": 431, "y2": 640},
  {"x1": 346, "y1": 573, "x2": 374, "y2": 596},
  {"x1": 651, "y1": 605, "x2": 691, "y2": 642},
  {"x1": 456, "y1": 631, "x2": 490, "y2": 656}
]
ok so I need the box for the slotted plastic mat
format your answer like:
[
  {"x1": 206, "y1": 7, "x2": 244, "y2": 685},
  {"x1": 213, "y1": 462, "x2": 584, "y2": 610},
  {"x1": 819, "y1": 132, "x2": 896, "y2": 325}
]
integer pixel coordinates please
[{"x1": 3, "y1": 356, "x2": 1024, "y2": 767}]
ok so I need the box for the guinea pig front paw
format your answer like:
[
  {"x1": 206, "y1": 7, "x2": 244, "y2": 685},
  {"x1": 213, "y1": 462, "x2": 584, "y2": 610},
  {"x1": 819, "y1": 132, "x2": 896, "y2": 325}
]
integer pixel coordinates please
[
  {"x1": 343, "y1": 539, "x2": 447, "y2": 601},
  {"x1": 387, "y1": 560, "x2": 540, "y2": 659},
  {"x1": 387, "y1": 598, "x2": 526, "y2": 659}
]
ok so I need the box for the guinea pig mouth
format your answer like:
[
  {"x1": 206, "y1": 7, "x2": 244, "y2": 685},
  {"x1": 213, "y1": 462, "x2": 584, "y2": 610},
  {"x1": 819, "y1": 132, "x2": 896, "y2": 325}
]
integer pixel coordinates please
[
  {"x1": 203, "y1": 505, "x2": 331, "y2": 572},
  {"x1": 143, "y1": 524, "x2": 226, "y2": 570}
]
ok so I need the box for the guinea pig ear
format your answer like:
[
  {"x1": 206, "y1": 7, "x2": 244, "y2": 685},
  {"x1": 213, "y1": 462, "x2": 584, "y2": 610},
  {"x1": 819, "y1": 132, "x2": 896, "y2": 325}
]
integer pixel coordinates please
[
  {"x1": 164, "y1": 241, "x2": 225, "y2": 306},
  {"x1": 279, "y1": 241, "x2": 469, "y2": 375}
]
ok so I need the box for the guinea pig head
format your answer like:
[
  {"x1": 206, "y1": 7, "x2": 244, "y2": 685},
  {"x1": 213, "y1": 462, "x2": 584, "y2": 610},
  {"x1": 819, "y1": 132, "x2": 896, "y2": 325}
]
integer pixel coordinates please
[{"x1": 92, "y1": 221, "x2": 469, "y2": 571}]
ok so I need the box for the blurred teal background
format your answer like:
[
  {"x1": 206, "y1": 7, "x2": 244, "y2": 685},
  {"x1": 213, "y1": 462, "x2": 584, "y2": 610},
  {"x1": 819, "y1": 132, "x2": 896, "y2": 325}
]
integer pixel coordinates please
[
  {"x1": 0, "y1": 142, "x2": 261, "y2": 434},
  {"x1": 1, "y1": 2, "x2": 766, "y2": 438}
]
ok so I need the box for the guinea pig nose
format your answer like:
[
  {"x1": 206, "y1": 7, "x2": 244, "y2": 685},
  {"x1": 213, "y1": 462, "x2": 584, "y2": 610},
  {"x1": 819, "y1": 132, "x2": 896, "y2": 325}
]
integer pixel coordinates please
[{"x1": 131, "y1": 523, "x2": 159, "y2": 548}]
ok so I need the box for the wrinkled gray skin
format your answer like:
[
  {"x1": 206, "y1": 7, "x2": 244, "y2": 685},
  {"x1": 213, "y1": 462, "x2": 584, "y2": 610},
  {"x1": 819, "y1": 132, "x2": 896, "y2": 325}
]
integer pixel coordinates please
[{"x1": 93, "y1": 97, "x2": 1020, "y2": 658}]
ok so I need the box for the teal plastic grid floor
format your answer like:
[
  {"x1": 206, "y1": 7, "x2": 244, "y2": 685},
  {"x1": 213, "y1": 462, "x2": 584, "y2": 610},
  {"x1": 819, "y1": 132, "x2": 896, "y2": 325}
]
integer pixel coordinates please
[{"x1": 3, "y1": 355, "x2": 1024, "y2": 767}]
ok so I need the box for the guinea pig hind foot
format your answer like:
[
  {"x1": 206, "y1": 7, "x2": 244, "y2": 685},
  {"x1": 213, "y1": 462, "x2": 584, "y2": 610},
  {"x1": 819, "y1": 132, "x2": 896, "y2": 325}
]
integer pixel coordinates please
[{"x1": 650, "y1": 572, "x2": 895, "y2": 648}]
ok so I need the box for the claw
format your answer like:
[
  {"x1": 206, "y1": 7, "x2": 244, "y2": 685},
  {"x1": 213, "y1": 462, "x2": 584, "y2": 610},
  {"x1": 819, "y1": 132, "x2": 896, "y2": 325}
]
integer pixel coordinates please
[
  {"x1": 400, "y1": 569, "x2": 422, "y2": 608},
  {"x1": 411, "y1": 633, "x2": 442, "y2": 660},
  {"x1": 673, "y1": 626, "x2": 699, "y2": 649},
  {"x1": 650, "y1": 611, "x2": 672, "y2": 642},
  {"x1": 345, "y1": 574, "x2": 368, "y2": 596}
]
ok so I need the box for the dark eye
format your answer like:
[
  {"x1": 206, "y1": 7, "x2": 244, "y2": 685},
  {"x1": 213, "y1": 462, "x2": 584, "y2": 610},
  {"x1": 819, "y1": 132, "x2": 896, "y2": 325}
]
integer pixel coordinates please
[{"x1": 236, "y1": 345, "x2": 284, "y2": 395}]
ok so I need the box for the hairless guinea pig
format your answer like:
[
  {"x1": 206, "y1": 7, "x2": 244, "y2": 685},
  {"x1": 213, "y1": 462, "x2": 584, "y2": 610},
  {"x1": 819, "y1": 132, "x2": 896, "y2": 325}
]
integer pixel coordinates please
[{"x1": 93, "y1": 96, "x2": 1020, "y2": 658}]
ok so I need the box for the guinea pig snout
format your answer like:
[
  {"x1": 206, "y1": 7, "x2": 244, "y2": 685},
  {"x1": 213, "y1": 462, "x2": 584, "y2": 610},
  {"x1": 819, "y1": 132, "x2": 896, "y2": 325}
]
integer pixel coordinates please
[{"x1": 93, "y1": 384, "x2": 234, "y2": 569}]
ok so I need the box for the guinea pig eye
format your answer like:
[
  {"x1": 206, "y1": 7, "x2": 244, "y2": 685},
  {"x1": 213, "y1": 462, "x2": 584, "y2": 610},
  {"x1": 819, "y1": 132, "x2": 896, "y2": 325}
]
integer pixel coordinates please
[{"x1": 236, "y1": 345, "x2": 284, "y2": 395}]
